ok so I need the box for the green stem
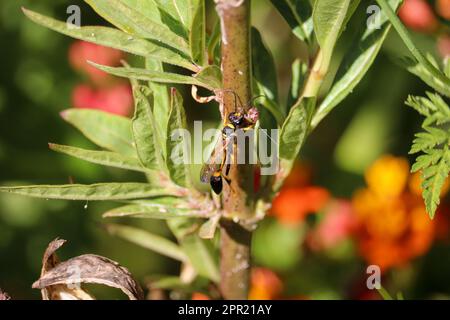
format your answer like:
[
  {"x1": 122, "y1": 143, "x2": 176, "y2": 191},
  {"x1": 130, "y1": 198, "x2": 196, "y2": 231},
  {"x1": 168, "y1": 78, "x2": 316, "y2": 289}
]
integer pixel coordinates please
[
  {"x1": 376, "y1": 0, "x2": 450, "y2": 87},
  {"x1": 216, "y1": 0, "x2": 254, "y2": 300}
]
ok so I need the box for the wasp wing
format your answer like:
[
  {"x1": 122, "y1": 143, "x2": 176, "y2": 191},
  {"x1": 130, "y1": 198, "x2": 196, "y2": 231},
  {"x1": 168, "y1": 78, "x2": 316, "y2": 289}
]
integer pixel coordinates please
[{"x1": 200, "y1": 135, "x2": 233, "y2": 183}]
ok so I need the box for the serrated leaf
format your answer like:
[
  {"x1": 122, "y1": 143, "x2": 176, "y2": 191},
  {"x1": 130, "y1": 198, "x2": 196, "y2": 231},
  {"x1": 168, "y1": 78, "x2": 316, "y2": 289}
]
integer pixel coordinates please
[
  {"x1": 60, "y1": 109, "x2": 135, "y2": 157},
  {"x1": 90, "y1": 62, "x2": 220, "y2": 91},
  {"x1": 130, "y1": 83, "x2": 164, "y2": 171},
  {"x1": 167, "y1": 218, "x2": 220, "y2": 283},
  {"x1": 166, "y1": 89, "x2": 192, "y2": 188},
  {"x1": 312, "y1": 0, "x2": 402, "y2": 128},
  {"x1": 274, "y1": 97, "x2": 316, "y2": 191},
  {"x1": 421, "y1": 146, "x2": 450, "y2": 218},
  {"x1": 85, "y1": 0, "x2": 189, "y2": 55},
  {"x1": 189, "y1": 0, "x2": 206, "y2": 65},
  {"x1": 0, "y1": 183, "x2": 180, "y2": 200},
  {"x1": 103, "y1": 204, "x2": 209, "y2": 219},
  {"x1": 105, "y1": 223, "x2": 188, "y2": 262},
  {"x1": 270, "y1": 0, "x2": 313, "y2": 42},
  {"x1": 48, "y1": 143, "x2": 147, "y2": 173},
  {"x1": 22, "y1": 8, "x2": 196, "y2": 71}
]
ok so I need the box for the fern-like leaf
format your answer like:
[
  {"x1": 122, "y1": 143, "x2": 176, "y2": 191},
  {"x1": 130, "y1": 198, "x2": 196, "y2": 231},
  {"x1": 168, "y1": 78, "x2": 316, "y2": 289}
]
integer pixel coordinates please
[{"x1": 407, "y1": 93, "x2": 450, "y2": 218}]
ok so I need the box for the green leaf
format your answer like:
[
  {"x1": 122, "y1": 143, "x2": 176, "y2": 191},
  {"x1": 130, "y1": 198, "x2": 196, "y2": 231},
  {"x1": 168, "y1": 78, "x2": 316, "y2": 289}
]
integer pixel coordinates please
[
  {"x1": 313, "y1": 0, "x2": 356, "y2": 71},
  {"x1": 130, "y1": 83, "x2": 164, "y2": 171},
  {"x1": 166, "y1": 89, "x2": 192, "y2": 188},
  {"x1": 84, "y1": 0, "x2": 189, "y2": 54},
  {"x1": 89, "y1": 62, "x2": 220, "y2": 91},
  {"x1": 61, "y1": 109, "x2": 135, "y2": 157},
  {"x1": 407, "y1": 93, "x2": 450, "y2": 218},
  {"x1": 22, "y1": 8, "x2": 196, "y2": 71},
  {"x1": 105, "y1": 223, "x2": 188, "y2": 262},
  {"x1": 270, "y1": 0, "x2": 313, "y2": 43},
  {"x1": 167, "y1": 218, "x2": 220, "y2": 283},
  {"x1": 375, "y1": 0, "x2": 450, "y2": 92},
  {"x1": 312, "y1": 0, "x2": 402, "y2": 128},
  {"x1": 207, "y1": 19, "x2": 221, "y2": 65},
  {"x1": 189, "y1": 0, "x2": 206, "y2": 65},
  {"x1": 103, "y1": 204, "x2": 209, "y2": 219},
  {"x1": 145, "y1": 59, "x2": 170, "y2": 147},
  {"x1": 286, "y1": 59, "x2": 308, "y2": 113},
  {"x1": 274, "y1": 97, "x2": 316, "y2": 191},
  {"x1": 402, "y1": 57, "x2": 450, "y2": 98},
  {"x1": 251, "y1": 28, "x2": 279, "y2": 104},
  {"x1": 153, "y1": 0, "x2": 191, "y2": 32},
  {"x1": 48, "y1": 143, "x2": 147, "y2": 173},
  {"x1": 0, "y1": 183, "x2": 180, "y2": 200}
]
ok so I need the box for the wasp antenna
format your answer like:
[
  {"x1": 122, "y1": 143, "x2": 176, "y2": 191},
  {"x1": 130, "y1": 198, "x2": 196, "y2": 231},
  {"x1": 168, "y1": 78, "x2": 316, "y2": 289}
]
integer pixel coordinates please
[
  {"x1": 221, "y1": 89, "x2": 245, "y2": 112},
  {"x1": 246, "y1": 95, "x2": 266, "y2": 108}
]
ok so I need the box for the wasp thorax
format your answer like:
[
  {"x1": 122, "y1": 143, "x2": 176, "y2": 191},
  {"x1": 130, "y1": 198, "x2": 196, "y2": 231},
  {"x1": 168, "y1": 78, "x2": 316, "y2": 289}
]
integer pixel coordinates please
[
  {"x1": 222, "y1": 125, "x2": 235, "y2": 138},
  {"x1": 228, "y1": 112, "x2": 244, "y2": 126}
]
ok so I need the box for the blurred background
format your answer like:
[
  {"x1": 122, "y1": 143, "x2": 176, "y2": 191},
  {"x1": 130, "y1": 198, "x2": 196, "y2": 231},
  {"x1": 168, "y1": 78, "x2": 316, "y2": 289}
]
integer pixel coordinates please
[{"x1": 0, "y1": 0, "x2": 449, "y2": 299}]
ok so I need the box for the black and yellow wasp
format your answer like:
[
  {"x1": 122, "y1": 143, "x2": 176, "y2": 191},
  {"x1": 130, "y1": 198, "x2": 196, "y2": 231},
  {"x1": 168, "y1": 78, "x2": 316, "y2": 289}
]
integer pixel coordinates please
[{"x1": 200, "y1": 92, "x2": 261, "y2": 195}]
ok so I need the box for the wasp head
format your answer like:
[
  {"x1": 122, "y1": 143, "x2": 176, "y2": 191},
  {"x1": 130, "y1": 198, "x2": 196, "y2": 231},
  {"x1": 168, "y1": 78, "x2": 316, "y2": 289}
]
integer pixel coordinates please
[{"x1": 228, "y1": 112, "x2": 244, "y2": 127}]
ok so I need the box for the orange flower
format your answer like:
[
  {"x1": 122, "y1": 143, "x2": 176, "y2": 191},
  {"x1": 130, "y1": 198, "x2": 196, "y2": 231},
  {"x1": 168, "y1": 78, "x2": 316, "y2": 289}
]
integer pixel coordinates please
[
  {"x1": 353, "y1": 155, "x2": 439, "y2": 272},
  {"x1": 437, "y1": 0, "x2": 450, "y2": 19},
  {"x1": 271, "y1": 162, "x2": 330, "y2": 225},
  {"x1": 248, "y1": 268, "x2": 283, "y2": 300},
  {"x1": 191, "y1": 292, "x2": 211, "y2": 300}
]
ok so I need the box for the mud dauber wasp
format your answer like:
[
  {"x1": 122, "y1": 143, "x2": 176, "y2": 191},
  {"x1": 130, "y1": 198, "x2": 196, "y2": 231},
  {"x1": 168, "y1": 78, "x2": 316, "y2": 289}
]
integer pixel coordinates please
[{"x1": 200, "y1": 91, "x2": 262, "y2": 195}]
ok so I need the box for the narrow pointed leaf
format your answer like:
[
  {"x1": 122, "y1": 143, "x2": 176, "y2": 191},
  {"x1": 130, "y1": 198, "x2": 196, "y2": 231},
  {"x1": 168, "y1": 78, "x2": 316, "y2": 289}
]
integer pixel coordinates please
[
  {"x1": 167, "y1": 218, "x2": 220, "y2": 283},
  {"x1": 103, "y1": 204, "x2": 209, "y2": 219},
  {"x1": 49, "y1": 143, "x2": 147, "y2": 172},
  {"x1": 270, "y1": 0, "x2": 313, "y2": 42},
  {"x1": 130, "y1": 83, "x2": 164, "y2": 170},
  {"x1": 274, "y1": 97, "x2": 316, "y2": 191},
  {"x1": 154, "y1": 0, "x2": 191, "y2": 31},
  {"x1": 145, "y1": 59, "x2": 170, "y2": 147},
  {"x1": 22, "y1": 8, "x2": 196, "y2": 71},
  {"x1": 313, "y1": 0, "x2": 358, "y2": 71},
  {"x1": 189, "y1": 0, "x2": 206, "y2": 65},
  {"x1": 166, "y1": 89, "x2": 192, "y2": 188},
  {"x1": 85, "y1": 0, "x2": 189, "y2": 54},
  {"x1": 312, "y1": 0, "x2": 402, "y2": 128},
  {"x1": 90, "y1": 62, "x2": 220, "y2": 91},
  {"x1": 0, "y1": 183, "x2": 180, "y2": 200},
  {"x1": 251, "y1": 28, "x2": 279, "y2": 104},
  {"x1": 286, "y1": 59, "x2": 308, "y2": 112},
  {"x1": 61, "y1": 109, "x2": 135, "y2": 157},
  {"x1": 105, "y1": 224, "x2": 188, "y2": 262}
]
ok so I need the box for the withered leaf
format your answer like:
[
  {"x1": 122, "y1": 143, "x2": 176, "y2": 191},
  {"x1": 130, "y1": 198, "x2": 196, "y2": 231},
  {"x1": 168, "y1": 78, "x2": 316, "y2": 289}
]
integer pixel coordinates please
[{"x1": 34, "y1": 238, "x2": 144, "y2": 300}]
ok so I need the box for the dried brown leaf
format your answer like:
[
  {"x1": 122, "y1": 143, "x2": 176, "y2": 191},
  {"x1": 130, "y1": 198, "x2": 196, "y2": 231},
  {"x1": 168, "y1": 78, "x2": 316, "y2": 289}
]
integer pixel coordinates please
[{"x1": 34, "y1": 238, "x2": 143, "y2": 300}]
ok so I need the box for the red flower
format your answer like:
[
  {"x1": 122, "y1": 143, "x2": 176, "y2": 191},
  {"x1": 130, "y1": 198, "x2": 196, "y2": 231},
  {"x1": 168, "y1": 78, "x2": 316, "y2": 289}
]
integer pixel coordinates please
[
  {"x1": 72, "y1": 83, "x2": 133, "y2": 116},
  {"x1": 69, "y1": 41, "x2": 124, "y2": 84},
  {"x1": 308, "y1": 200, "x2": 357, "y2": 251},
  {"x1": 399, "y1": 0, "x2": 438, "y2": 33}
]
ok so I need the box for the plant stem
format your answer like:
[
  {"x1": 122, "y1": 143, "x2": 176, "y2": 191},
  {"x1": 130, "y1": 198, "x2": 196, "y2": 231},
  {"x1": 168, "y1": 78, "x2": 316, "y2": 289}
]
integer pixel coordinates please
[
  {"x1": 376, "y1": 0, "x2": 450, "y2": 87},
  {"x1": 216, "y1": 0, "x2": 254, "y2": 300}
]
